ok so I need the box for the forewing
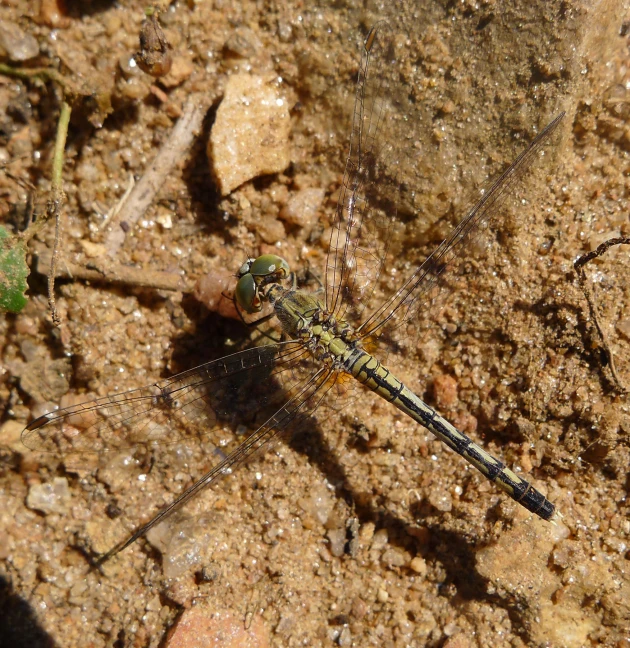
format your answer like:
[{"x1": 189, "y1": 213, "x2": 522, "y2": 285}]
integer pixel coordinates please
[
  {"x1": 357, "y1": 113, "x2": 565, "y2": 341},
  {"x1": 95, "y1": 360, "x2": 340, "y2": 562},
  {"x1": 22, "y1": 341, "x2": 317, "y2": 457},
  {"x1": 325, "y1": 22, "x2": 405, "y2": 324}
]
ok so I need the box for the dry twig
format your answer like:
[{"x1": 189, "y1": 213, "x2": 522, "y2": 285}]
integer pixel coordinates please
[
  {"x1": 46, "y1": 100, "x2": 72, "y2": 326},
  {"x1": 574, "y1": 236, "x2": 630, "y2": 393},
  {"x1": 104, "y1": 95, "x2": 210, "y2": 257},
  {"x1": 35, "y1": 248, "x2": 194, "y2": 293}
]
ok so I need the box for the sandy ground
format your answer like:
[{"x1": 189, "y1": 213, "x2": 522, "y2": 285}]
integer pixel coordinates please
[{"x1": 1, "y1": 0, "x2": 629, "y2": 647}]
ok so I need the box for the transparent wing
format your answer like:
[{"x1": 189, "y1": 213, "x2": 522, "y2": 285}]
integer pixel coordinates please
[
  {"x1": 325, "y1": 22, "x2": 403, "y2": 323},
  {"x1": 324, "y1": 22, "x2": 564, "y2": 344},
  {"x1": 356, "y1": 112, "x2": 565, "y2": 340},
  {"x1": 22, "y1": 341, "x2": 316, "y2": 456},
  {"x1": 92, "y1": 360, "x2": 340, "y2": 563},
  {"x1": 23, "y1": 340, "x2": 355, "y2": 561}
]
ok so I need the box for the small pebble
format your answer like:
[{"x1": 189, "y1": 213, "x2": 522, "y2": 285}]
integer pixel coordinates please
[
  {"x1": 161, "y1": 55, "x2": 194, "y2": 88},
  {"x1": 0, "y1": 21, "x2": 39, "y2": 61},
  {"x1": 616, "y1": 317, "x2": 630, "y2": 340},
  {"x1": 338, "y1": 626, "x2": 352, "y2": 646},
  {"x1": 432, "y1": 373, "x2": 458, "y2": 409},
  {"x1": 39, "y1": 0, "x2": 71, "y2": 28},
  {"x1": 358, "y1": 521, "x2": 375, "y2": 545},
  {"x1": 326, "y1": 527, "x2": 346, "y2": 558},
  {"x1": 165, "y1": 608, "x2": 270, "y2": 648},
  {"x1": 280, "y1": 187, "x2": 326, "y2": 228},
  {"x1": 26, "y1": 477, "x2": 70, "y2": 515},
  {"x1": 381, "y1": 548, "x2": 407, "y2": 568},
  {"x1": 79, "y1": 240, "x2": 107, "y2": 258},
  {"x1": 409, "y1": 556, "x2": 427, "y2": 576},
  {"x1": 223, "y1": 27, "x2": 261, "y2": 58},
  {"x1": 0, "y1": 420, "x2": 24, "y2": 452},
  {"x1": 428, "y1": 490, "x2": 453, "y2": 512},
  {"x1": 257, "y1": 216, "x2": 286, "y2": 244},
  {"x1": 351, "y1": 597, "x2": 368, "y2": 620},
  {"x1": 298, "y1": 488, "x2": 333, "y2": 525},
  {"x1": 370, "y1": 528, "x2": 388, "y2": 551}
]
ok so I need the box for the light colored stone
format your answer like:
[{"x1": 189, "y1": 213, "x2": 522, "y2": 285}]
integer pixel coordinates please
[
  {"x1": 0, "y1": 21, "x2": 39, "y2": 61},
  {"x1": 279, "y1": 187, "x2": 325, "y2": 227},
  {"x1": 0, "y1": 419, "x2": 24, "y2": 452},
  {"x1": 476, "y1": 521, "x2": 601, "y2": 648},
  {"x1": 409, "y1": 556, "x2": 427, "y2": 576},
  {"x1": 326, "y1": 527, "x2": 346, "y2": 558},
  {"x1": 26, "y1": 477, "x2": 71, "y2": 515},
  {"x1": 79, "y1": 240, "x2": 107, "y2": 258},
  {"x1": 208, "y1": 74, "x2": 291, "y2": 195}
]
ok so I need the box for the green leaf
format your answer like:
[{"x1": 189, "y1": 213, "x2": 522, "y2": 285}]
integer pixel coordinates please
[{"x1": 0, "y1": 225, "x2": 30, "y2": 313}]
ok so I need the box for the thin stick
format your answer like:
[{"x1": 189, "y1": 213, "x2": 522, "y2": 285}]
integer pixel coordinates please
[
  {"x1": 35, "y1": 250, "x2": 194, "y2": 292},
  {"x1": 104, "y1": 94, "x2": 210, "y2": 257},
  {"x1": 46, "y1": 100, "x2": 72, "y2": 327},
  {"x1": 574, "y1": 236, "x2": 630, "y2": 393},
  {"x1": 0, "y1": 63, "x2": 67, "y2": 89}
]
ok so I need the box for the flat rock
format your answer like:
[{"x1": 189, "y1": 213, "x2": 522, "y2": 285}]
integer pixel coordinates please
[{"x1": 208, "y1": 74, "x2": 290, "y2": 195}]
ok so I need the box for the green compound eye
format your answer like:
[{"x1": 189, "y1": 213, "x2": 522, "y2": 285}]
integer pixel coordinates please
[
  {"x1": 235, "y1": 272, "x2": 260, "y2": 313},
  {"x1": 248, "y1": 254, "x2": 290, "y2": 279},
  {"x1": 234, "y1": 255, "x2": 290, "y2": 313}
]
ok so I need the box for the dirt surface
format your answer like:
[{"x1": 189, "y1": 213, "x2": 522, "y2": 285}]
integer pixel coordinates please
[{"x1": 1, "y1": 1, "x2": 629, "y2": 647}]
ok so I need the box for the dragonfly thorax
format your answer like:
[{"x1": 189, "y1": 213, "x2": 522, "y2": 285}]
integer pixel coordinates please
[{"x1": 268, "y1": 285, "x2": 360, "y2": 369}]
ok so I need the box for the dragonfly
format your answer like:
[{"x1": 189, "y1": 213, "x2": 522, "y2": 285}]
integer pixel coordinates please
[{"x1": 23, "y1": 22, "x2": 564, "y2": 565}]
